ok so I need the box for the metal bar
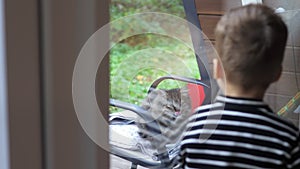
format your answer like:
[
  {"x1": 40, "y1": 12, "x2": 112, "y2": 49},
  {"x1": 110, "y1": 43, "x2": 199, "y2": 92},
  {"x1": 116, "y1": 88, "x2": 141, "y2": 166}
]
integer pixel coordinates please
[
  {"x1": 149, "y1": 74, "x2": 209, "y2": 93},
  {"x1": 130, "y1": 163, "x2": 137, "y2": 169},
  {"x1": 182, "y1": 0, "x2": 213, "y2": 104},
  {"x1": 110, "y1": 146, "x2": 161, "y2": 167},
  {"x1": 109, "y1": 99, "x2": 162, "y2": 135}
]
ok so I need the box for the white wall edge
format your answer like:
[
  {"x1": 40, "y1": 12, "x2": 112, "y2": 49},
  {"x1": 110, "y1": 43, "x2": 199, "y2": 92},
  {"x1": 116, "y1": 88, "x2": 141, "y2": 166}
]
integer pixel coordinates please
[
  {"x1": 0, "y1": 0, "x2": 10, "y2": 168},
  {"x1": 241, "y1": 0, "x2": 263, "y2": 6}
]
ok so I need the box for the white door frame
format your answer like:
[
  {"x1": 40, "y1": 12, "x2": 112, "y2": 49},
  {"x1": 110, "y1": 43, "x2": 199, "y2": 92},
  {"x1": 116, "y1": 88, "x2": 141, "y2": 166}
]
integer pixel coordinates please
[{"x1": 0, "y1": 0, "x2": 9, "y2": 168}]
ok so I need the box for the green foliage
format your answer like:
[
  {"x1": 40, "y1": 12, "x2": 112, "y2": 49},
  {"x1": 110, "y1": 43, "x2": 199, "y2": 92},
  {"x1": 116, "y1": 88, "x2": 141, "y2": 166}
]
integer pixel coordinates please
[
  {"x1": 110, "y1": 0, "x2": 185, "y2": 21},
  {"x1": 109, "y1": 0, "x2": 200, "y2": 112}
]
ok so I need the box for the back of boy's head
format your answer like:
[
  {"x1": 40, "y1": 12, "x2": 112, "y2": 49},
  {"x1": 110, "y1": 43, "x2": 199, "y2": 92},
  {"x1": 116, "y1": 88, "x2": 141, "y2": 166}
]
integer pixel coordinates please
[{"x1": 215, "y1": 4, "x2": 288, "y2": 90}]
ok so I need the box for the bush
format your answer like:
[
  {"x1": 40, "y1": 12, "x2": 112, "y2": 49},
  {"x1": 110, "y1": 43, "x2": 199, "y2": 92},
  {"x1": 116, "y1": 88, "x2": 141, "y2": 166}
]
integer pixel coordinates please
[{"x1": 110, "y1": 0, "x2": 200, "y2": 112}]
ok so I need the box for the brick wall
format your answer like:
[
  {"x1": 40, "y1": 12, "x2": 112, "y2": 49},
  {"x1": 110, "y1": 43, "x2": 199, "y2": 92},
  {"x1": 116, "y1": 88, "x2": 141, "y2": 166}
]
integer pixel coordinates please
[{"x1": 194, "y1": 0, "x2": 300, "y2": 126}]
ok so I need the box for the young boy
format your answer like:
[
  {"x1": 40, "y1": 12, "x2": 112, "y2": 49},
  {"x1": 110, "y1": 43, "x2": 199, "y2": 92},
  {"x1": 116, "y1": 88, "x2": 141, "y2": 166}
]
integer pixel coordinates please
[{"x1": 177, "y1": 4, "x2": 300, "y2": 169}]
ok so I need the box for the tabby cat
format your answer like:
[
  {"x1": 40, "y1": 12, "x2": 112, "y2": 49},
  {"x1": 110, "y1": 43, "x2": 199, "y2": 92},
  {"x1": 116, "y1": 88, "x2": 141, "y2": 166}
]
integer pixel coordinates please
[{"x1": 137, "y1": 87, "x2": 192, "y2": 148}]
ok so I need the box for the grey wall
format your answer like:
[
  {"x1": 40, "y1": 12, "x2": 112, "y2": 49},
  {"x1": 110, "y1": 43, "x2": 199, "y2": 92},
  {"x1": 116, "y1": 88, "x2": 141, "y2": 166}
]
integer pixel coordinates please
[
  {"x1": 5, "y1": 0, "x2": 43, "y2": 168},
  {"x1": 4, "y1": 0, "x2": 110, "y2": 168},
  {"x1": 41, "y1": 0, "x2": 110, "y2": 169}
]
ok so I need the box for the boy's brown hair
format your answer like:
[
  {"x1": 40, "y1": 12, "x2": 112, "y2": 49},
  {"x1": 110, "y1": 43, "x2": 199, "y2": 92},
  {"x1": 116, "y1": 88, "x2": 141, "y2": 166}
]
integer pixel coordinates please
[{"x1": 215, "y1": 4, "x2": 288, "y2": 90}]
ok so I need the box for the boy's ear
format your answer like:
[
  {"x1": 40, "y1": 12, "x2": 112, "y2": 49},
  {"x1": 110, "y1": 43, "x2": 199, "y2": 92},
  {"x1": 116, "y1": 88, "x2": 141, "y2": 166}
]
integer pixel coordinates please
[{"x1": 213, "y1": 58, "x2": 223, "y2": 80}]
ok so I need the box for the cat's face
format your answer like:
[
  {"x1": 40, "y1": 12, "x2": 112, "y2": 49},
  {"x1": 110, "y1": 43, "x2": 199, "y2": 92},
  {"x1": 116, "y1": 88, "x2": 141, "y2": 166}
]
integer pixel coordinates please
[{"x1": 165, "y1": 88, "x2": 181, "y2": 113}]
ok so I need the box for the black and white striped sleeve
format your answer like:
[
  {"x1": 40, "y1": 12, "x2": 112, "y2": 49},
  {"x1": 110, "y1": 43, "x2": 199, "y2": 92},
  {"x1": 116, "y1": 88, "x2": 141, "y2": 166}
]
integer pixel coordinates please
[{"x1": 288, "y1": 135, "x2": 300, "y2": 169}]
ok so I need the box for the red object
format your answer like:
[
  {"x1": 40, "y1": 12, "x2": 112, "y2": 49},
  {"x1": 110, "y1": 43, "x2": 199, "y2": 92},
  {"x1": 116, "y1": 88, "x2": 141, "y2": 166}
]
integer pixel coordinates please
[{"x1": 187, "y1": 83, "x2": 206, "y2": 111}]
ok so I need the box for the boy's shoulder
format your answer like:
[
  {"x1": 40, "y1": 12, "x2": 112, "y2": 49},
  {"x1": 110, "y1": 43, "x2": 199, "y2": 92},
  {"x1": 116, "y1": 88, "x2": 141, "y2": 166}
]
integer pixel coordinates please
[{"x1": 190, "y1": 99, "x2": 300, "y2": 137}]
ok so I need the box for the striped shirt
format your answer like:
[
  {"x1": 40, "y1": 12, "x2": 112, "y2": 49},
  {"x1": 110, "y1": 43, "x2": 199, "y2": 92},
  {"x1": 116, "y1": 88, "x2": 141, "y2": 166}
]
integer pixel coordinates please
[{"x1": 177, "y1": 95, "x2": 300, "y2": 169}]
